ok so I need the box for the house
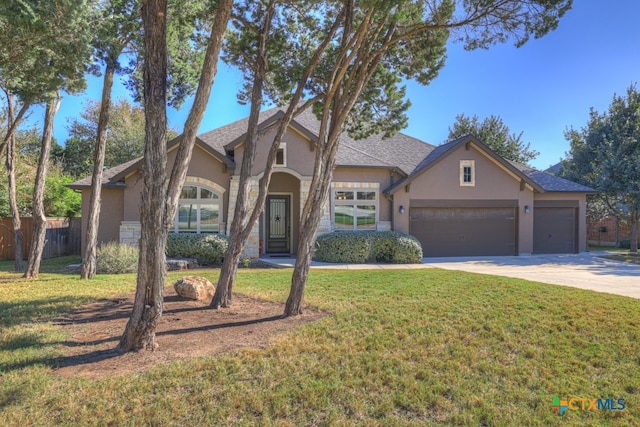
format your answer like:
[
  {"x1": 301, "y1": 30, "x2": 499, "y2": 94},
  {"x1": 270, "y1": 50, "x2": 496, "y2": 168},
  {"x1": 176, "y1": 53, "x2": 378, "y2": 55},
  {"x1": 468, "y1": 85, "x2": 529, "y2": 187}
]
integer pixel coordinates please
[{"x1": 70, "y1": 107, "x2": 596, "y2": 258}]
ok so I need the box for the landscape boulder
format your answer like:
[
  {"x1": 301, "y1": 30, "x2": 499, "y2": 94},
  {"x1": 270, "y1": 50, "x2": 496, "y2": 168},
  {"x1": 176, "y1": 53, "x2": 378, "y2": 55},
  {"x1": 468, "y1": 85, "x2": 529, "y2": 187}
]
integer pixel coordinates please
[{"x1": 173, "y1": 276, "x2": 215, "y2": 301}]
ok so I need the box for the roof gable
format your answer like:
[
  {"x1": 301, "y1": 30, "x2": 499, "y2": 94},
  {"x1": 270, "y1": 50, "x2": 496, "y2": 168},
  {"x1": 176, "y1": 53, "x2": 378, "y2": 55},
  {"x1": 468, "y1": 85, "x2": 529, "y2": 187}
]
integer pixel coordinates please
[{"x1": 385, "y1": 134, "x2": 594, "y2": 195}]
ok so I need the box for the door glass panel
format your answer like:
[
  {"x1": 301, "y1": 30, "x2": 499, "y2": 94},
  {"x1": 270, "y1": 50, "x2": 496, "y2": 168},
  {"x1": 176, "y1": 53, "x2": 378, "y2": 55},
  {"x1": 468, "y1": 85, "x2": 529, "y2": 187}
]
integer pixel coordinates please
[
  {"x1": 200, "y1": 205, "x2": 219, "y2": 232},
  {"x1": 334, "y1": 205, "x2": 354, "y2": 229},
  {"x1": 269, "y1": 198, "x2": 287, "y2": 238},
  {"x1": 178, "y1": 204, "x2": 197, "y2": 232}
]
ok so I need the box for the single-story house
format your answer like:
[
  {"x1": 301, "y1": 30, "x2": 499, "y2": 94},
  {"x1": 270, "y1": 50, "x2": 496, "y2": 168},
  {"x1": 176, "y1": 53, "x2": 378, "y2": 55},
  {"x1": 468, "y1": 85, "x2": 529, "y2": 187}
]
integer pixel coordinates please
[{"x1": 70, "y1": 107, "x2": 596, "y2": 258}]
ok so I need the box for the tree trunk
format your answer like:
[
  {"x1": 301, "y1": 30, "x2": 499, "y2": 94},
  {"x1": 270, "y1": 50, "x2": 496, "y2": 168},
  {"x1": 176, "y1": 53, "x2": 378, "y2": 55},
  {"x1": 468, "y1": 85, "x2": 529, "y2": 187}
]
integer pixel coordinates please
[
  {"x1": 23, "y1": 94, "x2": 60, "y2": 279},
  {"x1": 164, "y1": 0, "x2": 233, "y2": 224},
  {"x1": 118, "y1": 0, "x2": 168, "y2": 352},
  {"x1": 630, "y1": 209, "x2": 638, "y2": 254},
  {"x1": 211, "y1": 3, "x2": 273, "y2": 308},
  {"x1": 4, "y1": 91, "x2": 23, "y2": 271},
  {"x1": 81, "y1": 63, "x2": 115, "y2": 279}
]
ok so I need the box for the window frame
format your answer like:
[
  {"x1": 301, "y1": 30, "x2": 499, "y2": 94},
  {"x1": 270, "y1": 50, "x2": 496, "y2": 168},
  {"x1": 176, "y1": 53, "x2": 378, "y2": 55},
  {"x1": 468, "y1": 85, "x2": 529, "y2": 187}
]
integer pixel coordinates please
[
  {"x1": 172, "y1": 184, "x2": 222, "y2": 234},
  {"x1": 460, "y1": 160, "x2": 475, "y2": 187},
  {"x1": 331, "y1": 185, "x2": 379, "y2": 231},
  {"x1": 275, "y1": 142, "x2": 287, "y2": 167}
]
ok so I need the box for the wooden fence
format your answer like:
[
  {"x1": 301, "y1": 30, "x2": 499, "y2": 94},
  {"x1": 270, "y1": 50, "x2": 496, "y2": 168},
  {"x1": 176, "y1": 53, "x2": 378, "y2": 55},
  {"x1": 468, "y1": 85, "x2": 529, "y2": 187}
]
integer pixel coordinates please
[{"x1": 0, "y1": 217, "x2": 82, "y2": 260}]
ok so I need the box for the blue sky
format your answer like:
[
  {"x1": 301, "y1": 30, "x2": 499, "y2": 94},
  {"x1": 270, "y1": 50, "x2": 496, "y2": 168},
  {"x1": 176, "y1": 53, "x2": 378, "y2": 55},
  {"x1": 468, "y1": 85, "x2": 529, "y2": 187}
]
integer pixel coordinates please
[{"x1": 47, "y1": 0, "x2": 639, "y2": 171}]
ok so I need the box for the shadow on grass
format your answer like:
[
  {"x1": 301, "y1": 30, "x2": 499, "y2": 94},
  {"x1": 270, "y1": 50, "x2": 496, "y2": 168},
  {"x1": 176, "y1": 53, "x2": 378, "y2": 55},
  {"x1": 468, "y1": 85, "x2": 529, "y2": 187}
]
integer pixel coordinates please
[{"x1": 0, "y1": 296, "x2": 95, "y2": 328}]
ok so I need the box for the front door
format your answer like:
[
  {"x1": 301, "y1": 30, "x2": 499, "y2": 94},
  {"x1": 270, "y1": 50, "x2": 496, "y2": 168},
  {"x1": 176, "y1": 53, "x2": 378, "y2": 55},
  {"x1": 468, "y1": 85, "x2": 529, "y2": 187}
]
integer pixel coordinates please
[{"x1": 266, "y1": 195, "x2": 290, "y2": 253}]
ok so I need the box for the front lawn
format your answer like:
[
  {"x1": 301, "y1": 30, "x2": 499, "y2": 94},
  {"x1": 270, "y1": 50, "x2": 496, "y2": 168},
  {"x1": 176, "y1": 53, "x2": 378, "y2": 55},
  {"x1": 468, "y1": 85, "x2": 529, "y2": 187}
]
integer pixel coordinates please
[{"x1": 1, "y1": 256, "x2": 638, "y2": 425}]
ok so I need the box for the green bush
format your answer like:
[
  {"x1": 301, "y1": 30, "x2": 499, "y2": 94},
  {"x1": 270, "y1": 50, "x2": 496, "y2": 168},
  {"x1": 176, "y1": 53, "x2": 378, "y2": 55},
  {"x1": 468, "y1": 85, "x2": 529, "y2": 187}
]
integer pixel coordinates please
[
  {"x1": 314, "y1": 232, "x2": 371, "y2": 263},
  {"x1": 370, "y1": 231, "x2": 423, "y2": 263},
  {"x1": 96, "y1": 242, "x2": 139, "y2": 274},
  {"x1": 314, "y1": 231, "x2": 423, "y2": 264},
  {"x1": 166, "y1": 233, "x2": 228, "y2": 265}
]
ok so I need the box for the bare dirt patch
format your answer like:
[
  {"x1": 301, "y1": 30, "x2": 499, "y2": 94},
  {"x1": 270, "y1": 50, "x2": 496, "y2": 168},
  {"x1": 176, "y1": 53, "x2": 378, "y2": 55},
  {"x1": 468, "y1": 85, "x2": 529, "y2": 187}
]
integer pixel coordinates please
[{"x1": 53, "y1": 286, "x2": 327, "y2": 379}]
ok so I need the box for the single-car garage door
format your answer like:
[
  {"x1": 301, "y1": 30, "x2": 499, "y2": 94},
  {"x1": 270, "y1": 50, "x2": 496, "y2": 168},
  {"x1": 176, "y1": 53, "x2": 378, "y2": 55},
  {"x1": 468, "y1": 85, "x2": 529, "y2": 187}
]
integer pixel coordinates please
[
  {"x1": 533, "y1": 207, "x2": 577, "y2": 254},
  {"x1": 410, "y1": 206, "x2": 517, "y2": 257}
]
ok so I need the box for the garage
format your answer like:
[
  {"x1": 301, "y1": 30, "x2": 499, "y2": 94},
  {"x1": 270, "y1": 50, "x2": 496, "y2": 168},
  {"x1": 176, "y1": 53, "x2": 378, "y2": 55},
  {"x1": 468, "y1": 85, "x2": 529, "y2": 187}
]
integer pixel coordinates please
[
  {"x1": 533, "y1": 203, "x2": 578, "y2": 254},
  {"x1": 410, "y1": 202, "x2": 517, "y2": 257}
]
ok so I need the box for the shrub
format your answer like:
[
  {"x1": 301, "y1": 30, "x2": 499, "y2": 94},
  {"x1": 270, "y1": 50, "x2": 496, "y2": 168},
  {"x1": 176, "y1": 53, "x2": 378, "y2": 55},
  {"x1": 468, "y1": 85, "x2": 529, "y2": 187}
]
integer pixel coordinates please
[
  {"x1": 96, "y1": 242, "x2": 139, "y2": 274},
  {"x1": 314, "y1": 231, "x2": 371, "y2": 263},
  {"x1": 314, "y1": 231, "x2": 423, "y2": 264},
  {"x1": 370, "y1": 231, "x2": 423, "y2": 263},
  {"x1": 166, "y1": 233, "x2": 228, "y2": 265}
]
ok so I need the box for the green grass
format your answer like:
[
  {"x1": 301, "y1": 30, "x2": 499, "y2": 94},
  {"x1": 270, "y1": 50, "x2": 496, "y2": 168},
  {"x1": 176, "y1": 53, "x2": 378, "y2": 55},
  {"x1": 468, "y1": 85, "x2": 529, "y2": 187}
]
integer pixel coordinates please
[{"x1": 1, "y1": 257, "x2": 639, "y2": 425}]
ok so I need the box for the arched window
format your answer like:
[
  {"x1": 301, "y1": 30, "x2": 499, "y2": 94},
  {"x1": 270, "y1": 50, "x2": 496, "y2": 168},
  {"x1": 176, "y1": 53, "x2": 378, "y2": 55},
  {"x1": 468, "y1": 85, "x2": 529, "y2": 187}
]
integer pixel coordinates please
[{"x1": 172, "y1": 184, "x2": 222, "y2": 233}]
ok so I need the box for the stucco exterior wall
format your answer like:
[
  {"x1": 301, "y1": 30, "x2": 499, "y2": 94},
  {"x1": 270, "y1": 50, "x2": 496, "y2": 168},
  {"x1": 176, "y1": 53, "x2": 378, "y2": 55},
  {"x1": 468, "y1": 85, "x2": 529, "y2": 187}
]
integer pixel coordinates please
[
  {"x1": 234, "y1": 127, "x2": 316, "y2": 177},
  {"x1": 392, "y1": 143, "x2": 539, "y2": 255},
  {"x1": 80, "y1": 188, "x2": 124, "y2": 254}
]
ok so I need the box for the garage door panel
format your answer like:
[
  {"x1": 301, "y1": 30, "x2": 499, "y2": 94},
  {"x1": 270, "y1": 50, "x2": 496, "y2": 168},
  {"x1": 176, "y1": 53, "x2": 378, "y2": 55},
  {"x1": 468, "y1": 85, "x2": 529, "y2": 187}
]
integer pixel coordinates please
[
  {"x1": 410, "y1": 207, "x2": 517, "y2": 257},
  {"x1": 533, "y1": 207, "x2": 576, "y2": 254}
]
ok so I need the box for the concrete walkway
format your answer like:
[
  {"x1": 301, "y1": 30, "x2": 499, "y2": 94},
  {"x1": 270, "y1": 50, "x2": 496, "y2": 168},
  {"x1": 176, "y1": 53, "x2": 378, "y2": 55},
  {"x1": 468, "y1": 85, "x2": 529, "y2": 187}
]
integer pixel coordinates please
[{"x1": 259, "y1": 252, "x2": 640, "y2": 300}]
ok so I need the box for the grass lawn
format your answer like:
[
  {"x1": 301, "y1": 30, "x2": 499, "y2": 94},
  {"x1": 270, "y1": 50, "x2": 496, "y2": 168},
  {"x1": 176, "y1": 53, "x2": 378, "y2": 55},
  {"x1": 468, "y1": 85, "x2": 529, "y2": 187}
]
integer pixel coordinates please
[
  {"x1": 600, "y1": 254, "x2": 640, "y2": 265},
  {"x1": 1, "y1": 256, "x2": 639, "y2": 425}
]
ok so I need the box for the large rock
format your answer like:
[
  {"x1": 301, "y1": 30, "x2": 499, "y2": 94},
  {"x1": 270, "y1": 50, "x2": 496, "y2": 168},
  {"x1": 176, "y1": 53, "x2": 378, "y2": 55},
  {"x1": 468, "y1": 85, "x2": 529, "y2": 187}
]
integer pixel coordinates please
[{"x1": 173, "y1": 276, "x2": 214, "y2": 301}]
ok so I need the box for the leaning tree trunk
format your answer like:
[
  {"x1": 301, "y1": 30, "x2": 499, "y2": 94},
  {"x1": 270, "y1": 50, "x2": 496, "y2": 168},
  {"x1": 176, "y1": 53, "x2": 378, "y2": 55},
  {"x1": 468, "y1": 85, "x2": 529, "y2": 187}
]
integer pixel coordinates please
[
  {"x1": 23, "y1": 94, "x2": 60, "y2": 279},
  {"x1": 81, "y1": 63, "x2": 115, "y2": 279},
  {"x1": 5, "y1": 91, "x2": 23, "y2": 271},
  {"x1": 118, "y1": 0, "x2": 168, "y2": 352}
]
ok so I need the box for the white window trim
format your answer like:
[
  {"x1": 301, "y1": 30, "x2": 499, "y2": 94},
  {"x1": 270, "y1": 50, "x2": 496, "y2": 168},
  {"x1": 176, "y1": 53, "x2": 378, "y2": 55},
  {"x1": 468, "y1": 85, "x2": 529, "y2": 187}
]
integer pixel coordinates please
[
  {"x1": 330, "y1": 184, "x2": 379, "y2": 231},
  {"x1": 275, "y1": 142, "x2": 287, "y2": 167},
  {"x1": 460, "y1": 160, "x2": 475, "y2": 187},
  {"x1": 173, "y1": 184, "x2": 222, "y2": 233}
]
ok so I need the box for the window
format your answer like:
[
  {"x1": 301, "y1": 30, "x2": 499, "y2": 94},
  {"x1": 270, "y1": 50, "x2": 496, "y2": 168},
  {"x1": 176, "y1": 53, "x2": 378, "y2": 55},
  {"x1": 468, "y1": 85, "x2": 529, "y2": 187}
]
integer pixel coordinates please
[
  {"x1": 460, "y1": 160, "x2": 475, "y2": 186},
  {"x1": 275, "y1": 143, "x2": 287, "y2": 167},
  {"x1": 332, "y1": 187, "x2": 378, "y2": 231},
  {"x1": 173, "y1": 184, "x2": 221, "y2": 233}
]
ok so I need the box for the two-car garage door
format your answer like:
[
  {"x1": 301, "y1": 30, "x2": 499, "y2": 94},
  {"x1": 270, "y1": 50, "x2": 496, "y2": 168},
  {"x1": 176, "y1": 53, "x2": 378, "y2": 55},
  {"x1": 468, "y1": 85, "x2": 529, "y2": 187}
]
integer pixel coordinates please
[
  {"x1": 410, "y1": 201, "x2": 579, "y2": 257},
  {"x1": 410, "y1": 204, "x2": 517, "y2": 257}
]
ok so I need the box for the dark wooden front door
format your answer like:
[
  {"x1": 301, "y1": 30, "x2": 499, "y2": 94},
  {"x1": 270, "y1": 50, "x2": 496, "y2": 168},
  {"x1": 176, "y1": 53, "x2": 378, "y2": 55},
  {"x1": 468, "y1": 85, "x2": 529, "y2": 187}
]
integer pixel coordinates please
[{"x1": 266, "y1": 195, "x2": 290, "y2": 253}]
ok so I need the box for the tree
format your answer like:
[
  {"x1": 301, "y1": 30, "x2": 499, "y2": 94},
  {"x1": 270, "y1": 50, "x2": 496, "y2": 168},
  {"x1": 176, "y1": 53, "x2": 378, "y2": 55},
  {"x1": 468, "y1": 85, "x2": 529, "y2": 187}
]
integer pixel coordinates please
[
  {"x1": 562, "y1": 84, "x2": 640, "y2": 253},
  {"x1": 80, "y1": 0, "x2": 208, "y2": 280},
  {"x1": 447, "y1": 113, "x2": 538, "y2": 164},
  {"x1": 0, "y1": 0, "x2": 94, "y2": 278},
  {"x1": 282, "y1": 0, "x2": 572, "y2": 316},
  {"x1": 211, "y1": 0, "x2": 345, "y2": 308},
  {"x1": 119, "y1": 0, "x2": 234, "y2": 352}
]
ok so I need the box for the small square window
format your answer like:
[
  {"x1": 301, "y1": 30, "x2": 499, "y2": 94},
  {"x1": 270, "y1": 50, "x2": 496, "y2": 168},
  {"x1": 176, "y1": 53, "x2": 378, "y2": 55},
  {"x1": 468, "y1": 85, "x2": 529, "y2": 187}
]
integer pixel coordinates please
[
  {"x1": 275, "y1": 143, "x2": 287, "y2": 166},
  {"x1": 460, "y1": 160, "x2": 475, "y2": 186}
]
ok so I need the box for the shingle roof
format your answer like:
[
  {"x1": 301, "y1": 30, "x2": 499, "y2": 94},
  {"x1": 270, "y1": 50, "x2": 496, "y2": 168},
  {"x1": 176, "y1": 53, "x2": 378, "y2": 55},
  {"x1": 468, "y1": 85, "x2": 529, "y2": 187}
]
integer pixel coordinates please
[
  {"x1": 509, "y1": 161, "x2": 597, "y2": 193},
  {"x1": 68, "y1": 157, "x2": 140, "y2": 189},
  {"x1": 70, "y1": 107, "x2": 593, "y2": 195}
]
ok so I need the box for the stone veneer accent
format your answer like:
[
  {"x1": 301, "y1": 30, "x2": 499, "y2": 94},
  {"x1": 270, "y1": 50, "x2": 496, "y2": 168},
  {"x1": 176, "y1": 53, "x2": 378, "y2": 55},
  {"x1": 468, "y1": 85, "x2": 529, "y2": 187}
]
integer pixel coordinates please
[
  {"x1": 226, "y1": 177, "x2": 261, "y2": 259},
  {"x1": 120, "y1": 221, "x2": 141, "y2": 245}
]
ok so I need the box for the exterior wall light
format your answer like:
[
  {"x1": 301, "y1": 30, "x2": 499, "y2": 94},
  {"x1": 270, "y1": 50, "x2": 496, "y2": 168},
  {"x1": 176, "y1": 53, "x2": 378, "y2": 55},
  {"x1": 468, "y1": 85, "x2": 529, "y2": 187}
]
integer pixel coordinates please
[
  {"x1": 524, "y1": 205, "x2": 530, "y2": 214},
  {"x1": 399, "y1": 205, "x2": 405, "y2": 214}
]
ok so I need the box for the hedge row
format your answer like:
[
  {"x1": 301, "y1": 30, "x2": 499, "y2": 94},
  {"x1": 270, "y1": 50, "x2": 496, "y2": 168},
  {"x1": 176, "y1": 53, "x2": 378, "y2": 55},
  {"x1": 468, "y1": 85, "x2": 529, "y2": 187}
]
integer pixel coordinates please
[
  {"x1": 166, "y1": 233, "x2": 228, "y2": 265},
  {"x1": 314, "y1": 231, "x2": 423, "y2": 264}
]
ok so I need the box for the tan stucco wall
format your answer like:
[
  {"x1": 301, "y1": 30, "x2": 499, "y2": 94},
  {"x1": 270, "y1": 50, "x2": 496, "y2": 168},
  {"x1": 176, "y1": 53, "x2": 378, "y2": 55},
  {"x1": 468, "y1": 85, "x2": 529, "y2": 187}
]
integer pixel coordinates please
[
  {"x1": 392, "y1": 143, "x2": 539, "y2": 255},
  {"x1": 122, "y1": 144, "x2": 231, "y2": 223},
  {"x1": 534, "y1": 192, "x2": 588, "y2": 252},
  {"x1": 80, "y1": 188, "x2": 124, "y2": 254},
  {"x1": 234, "y1": 126, "x2": 316, "y2": 177}
]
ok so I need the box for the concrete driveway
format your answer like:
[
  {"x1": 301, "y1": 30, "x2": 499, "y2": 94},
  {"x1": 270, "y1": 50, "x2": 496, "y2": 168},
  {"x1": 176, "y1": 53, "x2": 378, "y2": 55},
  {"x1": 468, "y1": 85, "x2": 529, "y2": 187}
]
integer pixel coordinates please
[{"x1": 423, "y1": 252, "x2": 640, "y2": 300}]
